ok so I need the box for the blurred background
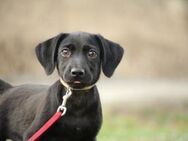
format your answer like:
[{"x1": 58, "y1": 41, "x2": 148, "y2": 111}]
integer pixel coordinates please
[{"x1": 0, "y1": 0, "x2": 188, "y2": 140}]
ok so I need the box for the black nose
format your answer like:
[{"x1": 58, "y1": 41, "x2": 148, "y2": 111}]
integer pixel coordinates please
[{"x1": 71, "y1": 68, "x2": 85, "y2": 77}]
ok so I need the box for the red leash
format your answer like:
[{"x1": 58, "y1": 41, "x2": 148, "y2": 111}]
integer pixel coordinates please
[
  {"x1": 28, "y1": 111, "x2": 62, "y2": 141},
  {"x1": 28, "y1": 88, "x2": 72, "y2": 141}
]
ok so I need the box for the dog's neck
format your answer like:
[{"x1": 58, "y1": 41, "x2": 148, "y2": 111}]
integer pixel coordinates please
[
  {"x1": 52, "y1": 80, "x2": 96, "y2": 105},
  {"x1": 49, "y1": 80, "x2": 97, "y2": 105},
  {"x1": 52, "y1": 80, "x2": 96, "y2": 99}
]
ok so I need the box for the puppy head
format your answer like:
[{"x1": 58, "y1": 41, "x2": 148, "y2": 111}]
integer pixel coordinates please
[{"x1": 35, "y1": 32, "x2": 124, "y2": 89}]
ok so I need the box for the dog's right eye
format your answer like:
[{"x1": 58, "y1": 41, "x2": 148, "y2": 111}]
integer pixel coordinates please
[{"x1": 61, "y1": 48, "x2": 71, "y2": 58}]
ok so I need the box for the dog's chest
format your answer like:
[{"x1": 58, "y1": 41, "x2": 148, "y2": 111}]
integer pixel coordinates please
[
  {"x1": 41, "y1": 90, "x2": 101, "y2": 140},
  {"x1": 44, "y1": 105, "x2": 100, "y2": 140},
  {"x1": 43, "y1": 115, "x2": 97, "y2": 140}
]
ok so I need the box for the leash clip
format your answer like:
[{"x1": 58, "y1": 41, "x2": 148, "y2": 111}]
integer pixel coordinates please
[
  {"x1": 57, "y1": 87, "x2": 72, "y2": 116},
  {"x1": 57, "y1": 106, "x2": 67, "y2": 116}
]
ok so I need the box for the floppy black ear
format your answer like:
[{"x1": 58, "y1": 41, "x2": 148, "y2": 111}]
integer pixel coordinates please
[
  {"x1": 95, "y1": 35, "x2": 124, "y2": 77},
  {"x1": 35, "y1": 33, "x2": 68, "y2": 75}
]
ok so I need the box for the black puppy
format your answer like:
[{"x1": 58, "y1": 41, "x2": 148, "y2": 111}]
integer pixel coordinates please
[{"x1": 0, "y1": 32, "x2": 124, "y2": 141}]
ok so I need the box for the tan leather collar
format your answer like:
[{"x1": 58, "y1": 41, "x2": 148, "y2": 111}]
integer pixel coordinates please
[{"x1": 59, "y1": 77, "x2": 95, "y2": 91}]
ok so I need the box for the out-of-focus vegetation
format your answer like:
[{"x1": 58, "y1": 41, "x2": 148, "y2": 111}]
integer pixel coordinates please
[
  {"x1": 0, "y1": 0, "x2": 188, "y2": 79},
  {"x1": 99, "y1": 106, "x2": 188, "y2": 141}
]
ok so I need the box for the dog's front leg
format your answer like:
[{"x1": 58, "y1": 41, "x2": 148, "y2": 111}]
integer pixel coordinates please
[
  {"x1": 23, "y1": 97, "x2": 56, "y2": 141},
  {"x1": 22, "y1": 113, "x2": 49, "y2": 141}
]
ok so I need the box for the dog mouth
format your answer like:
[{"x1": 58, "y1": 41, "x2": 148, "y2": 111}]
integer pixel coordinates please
[
  {"x1": 62, "y1": 75, "x2": 93, "y2": 89},
  {"x1": 67, "y1": 80, "x2": 88, "y2": 89},
  {"x1": 73, "y1": 81, "x2": 81, "y2": 84}
]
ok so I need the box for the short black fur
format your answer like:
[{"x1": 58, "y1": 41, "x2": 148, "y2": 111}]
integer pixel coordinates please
[{"x1": 0, "y1": 32, "x2": 124, "y2": 141}]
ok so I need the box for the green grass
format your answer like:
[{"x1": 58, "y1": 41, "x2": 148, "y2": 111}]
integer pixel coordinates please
[{"x1": 98, "y1": 109, "x2": 188, "y2": 141}]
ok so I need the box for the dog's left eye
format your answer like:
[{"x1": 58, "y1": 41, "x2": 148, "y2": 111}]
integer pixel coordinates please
[
  {"x1": 87, "y1": 50, "x2": 97, "y2": 59},
  {"x1": 61, "y1": 49, "x2": 71, "y2": 58}
]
